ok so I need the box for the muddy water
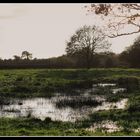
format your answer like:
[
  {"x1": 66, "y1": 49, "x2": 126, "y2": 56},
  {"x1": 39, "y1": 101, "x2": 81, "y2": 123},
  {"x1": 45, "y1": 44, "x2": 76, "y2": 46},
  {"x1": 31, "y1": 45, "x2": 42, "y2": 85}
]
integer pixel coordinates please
[{"x1": 0, "y1": 83, "x2": 128, "y2": 122}]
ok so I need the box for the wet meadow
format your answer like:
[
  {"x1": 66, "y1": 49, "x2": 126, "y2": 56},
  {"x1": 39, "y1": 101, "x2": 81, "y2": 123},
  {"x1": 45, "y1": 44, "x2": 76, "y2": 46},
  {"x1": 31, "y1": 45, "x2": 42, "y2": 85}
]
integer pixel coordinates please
[{"x1": 0, "y1": 68, "x2": 140, "y2": 136}]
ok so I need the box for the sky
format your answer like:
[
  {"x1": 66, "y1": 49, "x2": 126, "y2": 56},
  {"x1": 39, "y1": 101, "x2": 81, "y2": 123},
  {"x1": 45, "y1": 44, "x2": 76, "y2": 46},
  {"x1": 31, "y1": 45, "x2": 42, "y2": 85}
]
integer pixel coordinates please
[{"x1": 0, "y1": 3, "x2": 140, "y2": 59}]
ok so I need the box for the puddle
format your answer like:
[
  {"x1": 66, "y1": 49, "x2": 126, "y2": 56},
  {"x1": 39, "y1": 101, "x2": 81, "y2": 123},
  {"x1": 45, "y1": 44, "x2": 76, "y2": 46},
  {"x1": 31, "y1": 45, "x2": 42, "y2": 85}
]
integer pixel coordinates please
[
  {"x1": 134, "y1": 128, "x2": 140, "y2": 133},
  {"x1": 86, "y1": 120, "x2": 123, "y2": 133},
  {"x1": 0, "y1": 83, "x2": 128, "y2": 122},
  {"x1": 112, "y1": 88, "x2": 126, "y2": 94},
  {"x1": 93, "y1": 83, "x2": 116, "y2": 87},
  {"x1": 93, "y1": 99, "x2": 128, "y2": 111},
  {"x1": 0, "y1": 97, "x2": 128, "y2": 122}
]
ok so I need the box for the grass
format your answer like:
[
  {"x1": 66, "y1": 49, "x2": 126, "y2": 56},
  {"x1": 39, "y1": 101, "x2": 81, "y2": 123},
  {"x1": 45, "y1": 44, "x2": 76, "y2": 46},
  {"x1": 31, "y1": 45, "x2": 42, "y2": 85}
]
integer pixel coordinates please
[
  {"x1": 55, "y1": 97, "x2": 102, "y2": 108},
  {"x1": 0, "y1": 68, "x2": 139, "y2": 98},
  {"x1": 0, "y1": 68, "x2": 140, "y2": 136},
  {"x1": 0, "y1": 116, "x2": 139, "y2": 136}
]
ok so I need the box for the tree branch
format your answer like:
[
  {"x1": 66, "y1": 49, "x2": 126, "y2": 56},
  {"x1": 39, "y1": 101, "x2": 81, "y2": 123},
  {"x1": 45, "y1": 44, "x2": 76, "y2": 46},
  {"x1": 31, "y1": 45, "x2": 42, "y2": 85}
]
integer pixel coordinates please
[{"x1": 107, "y1": 29, "x2": 140, "y2": 38}]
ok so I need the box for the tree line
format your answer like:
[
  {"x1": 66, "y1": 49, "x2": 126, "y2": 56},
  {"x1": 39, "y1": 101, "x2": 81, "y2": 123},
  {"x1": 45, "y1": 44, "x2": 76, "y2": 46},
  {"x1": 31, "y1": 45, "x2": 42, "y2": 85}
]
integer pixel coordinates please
[{"x1": 0, "y1": 25, "x2": 140, "y2": 69}]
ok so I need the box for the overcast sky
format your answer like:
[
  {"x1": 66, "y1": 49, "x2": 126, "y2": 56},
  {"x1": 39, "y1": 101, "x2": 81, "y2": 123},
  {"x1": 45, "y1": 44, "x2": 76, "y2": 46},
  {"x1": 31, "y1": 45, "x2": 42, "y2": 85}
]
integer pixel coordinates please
[{"x1": 0, "y1": 3, "x2": 139, "y2": 59}]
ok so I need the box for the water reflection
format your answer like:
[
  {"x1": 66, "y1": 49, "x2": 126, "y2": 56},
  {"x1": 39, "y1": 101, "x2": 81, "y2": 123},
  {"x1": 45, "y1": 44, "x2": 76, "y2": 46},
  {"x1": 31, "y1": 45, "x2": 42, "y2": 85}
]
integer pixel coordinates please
[
  {"x1": 0, "y1": 97, "x2": 128, "y2": 122},
  {"x1": 0, "y1": 83, "x2": 128, "y2": 122}
]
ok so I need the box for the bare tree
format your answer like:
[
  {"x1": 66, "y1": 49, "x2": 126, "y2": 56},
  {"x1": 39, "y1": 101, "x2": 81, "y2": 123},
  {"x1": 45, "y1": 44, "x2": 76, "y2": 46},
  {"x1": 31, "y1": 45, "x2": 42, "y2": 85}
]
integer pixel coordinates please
[
  {"x1": 85, "y1": 3, "x2": 140, "y2": 38},
  {"x1": 66, "y1": 25, "x2": 110, "y2": 69}
]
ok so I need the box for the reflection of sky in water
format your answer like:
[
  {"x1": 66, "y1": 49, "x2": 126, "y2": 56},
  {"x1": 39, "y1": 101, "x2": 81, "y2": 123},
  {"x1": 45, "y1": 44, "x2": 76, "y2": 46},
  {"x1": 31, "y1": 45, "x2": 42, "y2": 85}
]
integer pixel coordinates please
[
  {"x1": 0, "y1": 83, "x2": 128, "y2": 122},
  {"x1": 0, "y1": 97, "x2": 128, "y2": 122}
]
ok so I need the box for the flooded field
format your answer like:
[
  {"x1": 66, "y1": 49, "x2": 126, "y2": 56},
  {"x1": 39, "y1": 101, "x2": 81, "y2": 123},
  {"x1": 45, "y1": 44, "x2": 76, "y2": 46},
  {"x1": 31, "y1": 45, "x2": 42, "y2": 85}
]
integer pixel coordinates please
[
  {"x1": 0, "y1": 69, "x2": 139, "y2": 136},
  {"x1": 0, "y1": 83, "x2": 128, "y2": 122}
]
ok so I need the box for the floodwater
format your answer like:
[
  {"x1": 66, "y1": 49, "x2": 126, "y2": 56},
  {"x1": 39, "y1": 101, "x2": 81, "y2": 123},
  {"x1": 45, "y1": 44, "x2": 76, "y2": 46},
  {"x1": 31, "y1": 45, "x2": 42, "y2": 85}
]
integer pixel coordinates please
[
  {"x1": 86, "y1": 120, "x2": 123, "y2": 133},
  {"x1": 0, "y1": 83, "x2": 128, "y2": 122}
]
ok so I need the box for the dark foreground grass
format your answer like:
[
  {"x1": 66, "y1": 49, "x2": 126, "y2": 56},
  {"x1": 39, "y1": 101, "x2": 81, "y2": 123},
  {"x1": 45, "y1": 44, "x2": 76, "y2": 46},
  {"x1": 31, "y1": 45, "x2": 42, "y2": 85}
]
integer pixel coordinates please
[{"x1": 0, "y1": 115, "x2": 139, "y2": 136}]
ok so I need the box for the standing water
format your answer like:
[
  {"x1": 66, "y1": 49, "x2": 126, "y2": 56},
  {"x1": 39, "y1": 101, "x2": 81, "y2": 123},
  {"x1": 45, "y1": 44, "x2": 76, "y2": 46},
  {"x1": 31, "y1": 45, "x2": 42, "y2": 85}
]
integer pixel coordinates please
[{"x1": 0, "y1": 83, "x2": 128, "y2": 122}]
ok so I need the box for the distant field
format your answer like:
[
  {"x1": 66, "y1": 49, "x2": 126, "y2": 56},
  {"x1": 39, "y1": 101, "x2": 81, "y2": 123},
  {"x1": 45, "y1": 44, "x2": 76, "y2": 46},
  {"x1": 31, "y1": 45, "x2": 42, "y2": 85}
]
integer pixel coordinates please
[
  {"x1": 0, "y1": 68, "x2": 140, "y2": 136},
  {"x1": 0, "y1": 68, "x2": 139, "y2": 97}
]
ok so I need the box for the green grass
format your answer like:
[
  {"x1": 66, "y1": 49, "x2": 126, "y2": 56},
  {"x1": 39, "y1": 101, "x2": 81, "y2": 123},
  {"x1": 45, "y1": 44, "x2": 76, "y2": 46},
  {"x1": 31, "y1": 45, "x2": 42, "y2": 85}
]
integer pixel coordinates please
[
  {"x1": 0, "y1": 116, "x2": 139, "y2": 136},
  {"x1": 0, "y1": 68, "x2": 140, "y2": 136},
  {"x1": 0, "y1": 68, "x2": 139, "y2": 98},
  {"x1": 55, "y1": 97, "x2": 102, "y2": 108}
]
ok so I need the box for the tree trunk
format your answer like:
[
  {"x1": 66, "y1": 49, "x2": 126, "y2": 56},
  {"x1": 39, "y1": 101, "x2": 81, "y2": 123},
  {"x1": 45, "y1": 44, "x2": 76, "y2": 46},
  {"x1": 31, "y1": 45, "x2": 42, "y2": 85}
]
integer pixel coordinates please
[{"x1": 86, "y1": 46, "x2": 90, "y2": 69}]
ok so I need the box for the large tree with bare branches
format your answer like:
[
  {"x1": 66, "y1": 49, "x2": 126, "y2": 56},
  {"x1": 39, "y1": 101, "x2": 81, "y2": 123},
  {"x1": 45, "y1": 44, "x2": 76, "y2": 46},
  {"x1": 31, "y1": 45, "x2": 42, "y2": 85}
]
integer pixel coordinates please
[
  {"x1": 66, "y1": 25, "x2": 110, "y2": 69},
  {"x1": 85, "y1": 3, "x2": 140, "y2": 38}
]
